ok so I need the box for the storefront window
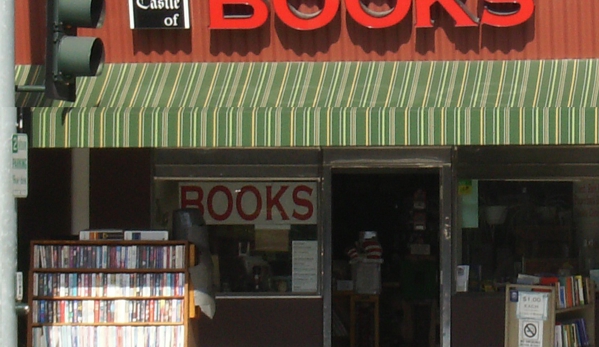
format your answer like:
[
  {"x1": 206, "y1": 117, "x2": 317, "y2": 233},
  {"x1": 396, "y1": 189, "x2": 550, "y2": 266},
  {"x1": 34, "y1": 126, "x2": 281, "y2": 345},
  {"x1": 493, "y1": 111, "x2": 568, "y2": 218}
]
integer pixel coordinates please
[
  {"x1": 457, "y1": 179, "x2": 599, "y2": 292},
  {"x1": 208, "y1": 223, "x2": 318, "y2": 293},
  {"x1": 153, "y1": 180, "x2": 320, "y2": 295}
]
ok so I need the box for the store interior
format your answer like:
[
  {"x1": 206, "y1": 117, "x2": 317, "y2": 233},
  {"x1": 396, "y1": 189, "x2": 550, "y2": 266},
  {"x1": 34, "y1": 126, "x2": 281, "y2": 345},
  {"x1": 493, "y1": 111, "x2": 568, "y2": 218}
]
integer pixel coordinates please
[
  {"x1": 331, "y1": 170, "x2": 441, "y2": 347},
  {"x1": 461, "y1": 180, "x2": 577, "y2": 286}
]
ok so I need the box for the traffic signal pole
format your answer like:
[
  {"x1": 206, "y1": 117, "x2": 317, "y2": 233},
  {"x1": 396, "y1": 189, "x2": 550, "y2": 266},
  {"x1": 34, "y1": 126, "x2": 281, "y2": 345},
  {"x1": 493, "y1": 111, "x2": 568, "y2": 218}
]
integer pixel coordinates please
[{"x1": 0, "y1": 0, "x2": 18, "y2": 346}]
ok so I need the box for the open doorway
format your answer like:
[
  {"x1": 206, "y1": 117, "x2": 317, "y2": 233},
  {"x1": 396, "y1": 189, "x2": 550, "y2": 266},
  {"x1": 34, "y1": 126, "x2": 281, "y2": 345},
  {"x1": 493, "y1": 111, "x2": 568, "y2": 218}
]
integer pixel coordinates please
[{"x1": 330, "y1": 170, "x2": 441, "y2": 347}]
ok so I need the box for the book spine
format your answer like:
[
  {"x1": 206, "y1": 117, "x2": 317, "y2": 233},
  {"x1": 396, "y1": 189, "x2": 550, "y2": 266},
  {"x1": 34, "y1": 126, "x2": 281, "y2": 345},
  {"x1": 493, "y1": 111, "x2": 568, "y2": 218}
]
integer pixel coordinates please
[
  {"x1": 30, "y1": 241, "x2": 188, "y2": 347},
  {"x1": 575, "y1": 275, "x2": 585, "y2": 305}
]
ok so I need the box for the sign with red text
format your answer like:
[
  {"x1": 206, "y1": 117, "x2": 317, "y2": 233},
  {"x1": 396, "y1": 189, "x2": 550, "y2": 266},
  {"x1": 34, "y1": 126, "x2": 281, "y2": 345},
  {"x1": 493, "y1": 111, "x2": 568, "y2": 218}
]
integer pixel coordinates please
[
  {"x1": 179, "y1": 182, "x2": 317, "y2": 225},
  {"x1": 209, "y1": 0, "x2": 534, "y2": 30}
]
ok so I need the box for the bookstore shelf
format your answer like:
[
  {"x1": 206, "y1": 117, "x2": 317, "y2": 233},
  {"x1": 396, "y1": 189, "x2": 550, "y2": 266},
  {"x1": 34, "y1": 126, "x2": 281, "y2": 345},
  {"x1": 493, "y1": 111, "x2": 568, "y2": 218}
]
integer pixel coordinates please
[
  {"x1": 556, "y1": 303, "x2": 595, "y2": 315},
  {"x1": 504, "y1": 278, "x2": 595, "y2": 347},
  {"x1": 27, "y1": 240, "x2": 196, "y2": 347}
]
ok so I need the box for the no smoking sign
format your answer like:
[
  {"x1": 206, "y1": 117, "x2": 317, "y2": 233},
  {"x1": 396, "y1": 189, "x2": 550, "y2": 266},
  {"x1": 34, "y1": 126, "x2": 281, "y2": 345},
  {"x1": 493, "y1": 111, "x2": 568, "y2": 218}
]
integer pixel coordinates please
[{"x1": 519, "y1": 319, "x2": 543, "y2": 347}]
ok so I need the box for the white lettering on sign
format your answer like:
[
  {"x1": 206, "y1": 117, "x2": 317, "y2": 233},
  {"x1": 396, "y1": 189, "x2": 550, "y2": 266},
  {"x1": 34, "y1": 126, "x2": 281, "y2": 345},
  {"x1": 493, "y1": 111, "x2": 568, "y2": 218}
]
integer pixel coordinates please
[
  {"x1": 136, "y1": 0, "x2": 181, "y2": 10},
  {"x1": 129, "y1": 0, "x2": 189, "y2": 29},
  {"x1": 179, "y1": 182, "x2": 317, "y2": 225}
]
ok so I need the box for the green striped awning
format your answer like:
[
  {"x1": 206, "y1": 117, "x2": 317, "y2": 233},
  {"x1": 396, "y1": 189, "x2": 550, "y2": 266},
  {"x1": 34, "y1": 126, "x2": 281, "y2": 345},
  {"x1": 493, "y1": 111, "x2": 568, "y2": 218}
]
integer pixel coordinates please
[
  {"x1": 31, "y1": 107, "x2": 599, "y2": 148},
  {"x1": 15, "y1": 60, "x2": 599, "y2": 147},
  {"x1": 16, "y1": 60, "x2": 599, "y2": 108}
]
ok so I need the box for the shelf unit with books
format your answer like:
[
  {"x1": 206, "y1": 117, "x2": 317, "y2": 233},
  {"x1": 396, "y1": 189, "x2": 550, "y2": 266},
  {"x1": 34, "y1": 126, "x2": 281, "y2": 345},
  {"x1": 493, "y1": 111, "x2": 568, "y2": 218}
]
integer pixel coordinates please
[
  {"x1": 27, "y1": 240, "x2": 197, "y2": 347},
  {"x1": 504, "y1": 277, "x2": 595, "y2": 347}
]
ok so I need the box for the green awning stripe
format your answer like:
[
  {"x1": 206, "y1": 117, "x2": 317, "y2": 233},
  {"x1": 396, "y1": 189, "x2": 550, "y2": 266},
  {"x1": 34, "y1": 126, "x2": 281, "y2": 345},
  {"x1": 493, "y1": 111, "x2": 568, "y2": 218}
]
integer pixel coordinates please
[
  {"x1": 17, "y1": 60, "x2": 599, "y2": 109},
  {"x1": 30, "y1": 107, "x2": 599, "y2": 148},
  {"x1": 18, "y1": 60, "x2": 599, "y2": 148}
]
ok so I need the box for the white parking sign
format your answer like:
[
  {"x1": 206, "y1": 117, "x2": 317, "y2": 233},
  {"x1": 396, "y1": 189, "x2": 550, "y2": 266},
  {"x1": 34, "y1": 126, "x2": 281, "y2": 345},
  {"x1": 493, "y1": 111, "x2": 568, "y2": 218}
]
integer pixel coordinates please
[{"x1": 11, "y1": 134, "x2": 28, "y2": 198}]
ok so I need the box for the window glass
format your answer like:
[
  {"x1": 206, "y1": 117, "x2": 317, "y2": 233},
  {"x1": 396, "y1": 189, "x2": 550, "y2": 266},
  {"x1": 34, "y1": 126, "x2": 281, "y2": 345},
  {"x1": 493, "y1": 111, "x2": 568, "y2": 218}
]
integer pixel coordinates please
[
  {"x1": 457, "y1": 179, "x2": 599, "y2": 292},
  {"x1": 208, "y1": 224, "x2": 318, "y2": 293},
  {"x1": 153, "y1": 180, "x2": 320, "y2": 295}
]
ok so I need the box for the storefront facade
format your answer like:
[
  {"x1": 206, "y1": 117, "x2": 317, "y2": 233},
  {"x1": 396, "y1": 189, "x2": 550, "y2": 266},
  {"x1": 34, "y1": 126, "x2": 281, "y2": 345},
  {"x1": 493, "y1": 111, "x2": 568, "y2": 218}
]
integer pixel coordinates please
[{"x1": 14, "y1": 0, "x2": 599, "y2": 346}]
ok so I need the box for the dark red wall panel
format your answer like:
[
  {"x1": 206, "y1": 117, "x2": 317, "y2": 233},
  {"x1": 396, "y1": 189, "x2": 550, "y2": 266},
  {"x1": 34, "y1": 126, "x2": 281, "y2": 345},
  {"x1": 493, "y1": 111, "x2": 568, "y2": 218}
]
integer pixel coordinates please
[
  {"x1": 197, "y1": 298, "x2": 323, "y2": 347},
  {"x1": 89, "y1": 149, "x2": 152, "y2": 230}
]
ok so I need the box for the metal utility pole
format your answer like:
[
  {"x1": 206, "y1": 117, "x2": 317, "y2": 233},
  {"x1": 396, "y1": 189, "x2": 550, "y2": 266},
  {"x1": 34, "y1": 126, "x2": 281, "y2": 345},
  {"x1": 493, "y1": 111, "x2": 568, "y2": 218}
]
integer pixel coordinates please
[{"x1": 0, "y1": 0, "x2": 18, "y2": 345}]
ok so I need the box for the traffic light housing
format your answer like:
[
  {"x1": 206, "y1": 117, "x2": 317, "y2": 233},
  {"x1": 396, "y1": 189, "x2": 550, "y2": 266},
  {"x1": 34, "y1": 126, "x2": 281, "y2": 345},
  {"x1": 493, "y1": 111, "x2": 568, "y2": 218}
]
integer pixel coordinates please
[{"x1": 45, "y1": 0, "x2": 105, "y2": 101}]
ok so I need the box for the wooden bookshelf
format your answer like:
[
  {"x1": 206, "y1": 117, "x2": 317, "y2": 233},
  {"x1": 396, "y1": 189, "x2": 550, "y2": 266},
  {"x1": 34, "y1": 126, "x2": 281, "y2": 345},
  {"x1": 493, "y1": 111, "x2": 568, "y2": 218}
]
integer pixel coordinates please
[
  {"x1": 27, "y1": 240, "x2": 196, "y2": 347},
  {"x1": 505, "y1": 279, "x2": 595, "y2": 347}
]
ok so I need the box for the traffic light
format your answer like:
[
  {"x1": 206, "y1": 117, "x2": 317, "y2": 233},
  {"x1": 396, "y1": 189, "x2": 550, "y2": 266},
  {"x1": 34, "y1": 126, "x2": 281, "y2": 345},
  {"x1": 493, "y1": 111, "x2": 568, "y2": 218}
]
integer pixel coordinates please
[{"x1": 45, "y1": 0, "x2": 105, "y2": 101}]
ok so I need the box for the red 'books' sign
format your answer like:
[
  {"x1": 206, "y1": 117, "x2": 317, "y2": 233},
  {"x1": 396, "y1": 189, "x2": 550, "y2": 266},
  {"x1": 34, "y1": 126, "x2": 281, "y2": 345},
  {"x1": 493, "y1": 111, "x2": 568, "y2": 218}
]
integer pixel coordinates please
[
  {"x1": 180, "y1": 182, "x2": 317, "y2": 225},
  {"x1": 209, "y1": 0, "x2": 534, "y2": 30}
]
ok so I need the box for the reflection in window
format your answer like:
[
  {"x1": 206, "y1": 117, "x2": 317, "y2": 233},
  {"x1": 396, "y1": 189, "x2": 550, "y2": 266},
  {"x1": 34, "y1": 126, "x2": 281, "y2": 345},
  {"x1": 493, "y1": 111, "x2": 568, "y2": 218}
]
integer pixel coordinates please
[
  {"x1": 209, "y1": 224, "x2": 318, "y2": 293},
  {"x1": 179, "y1": 181, "x2": 319, "y2": 295},
  {"x1": 459, "y1": 180, "x2": 599, "y2": 292},
  {"x1": 153, "y1": 179, "x2": 320, "y2": 295}
]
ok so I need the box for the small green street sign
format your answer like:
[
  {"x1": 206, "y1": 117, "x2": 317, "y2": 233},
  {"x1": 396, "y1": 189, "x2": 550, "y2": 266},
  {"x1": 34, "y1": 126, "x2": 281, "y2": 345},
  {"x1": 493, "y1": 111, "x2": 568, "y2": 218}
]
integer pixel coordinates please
[{"x1": 12, "y1": 134, "x2": 28, "y2": 198}]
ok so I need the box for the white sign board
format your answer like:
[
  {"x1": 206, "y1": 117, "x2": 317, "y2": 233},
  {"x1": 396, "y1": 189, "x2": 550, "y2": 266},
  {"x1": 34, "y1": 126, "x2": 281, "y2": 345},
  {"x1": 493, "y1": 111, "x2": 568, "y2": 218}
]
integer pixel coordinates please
[
  {"x1": 12, "y1": 134, "x2": 28, "y2": 198},
  {"x1": 516, "y1": 292, "x2": 549, "y2": 320},
  {"x1": 15, "y1": 272, "x2": 23, "y2": 302},
  {"x1": 291, "y1": 241, "x2": 318, "y2": 293},
  {"x1": 179, "y1": 182, "x2": 317, "y2": 225},
  {"x1": 518, "y1": 319, "x2": 543, "y2": 347}
]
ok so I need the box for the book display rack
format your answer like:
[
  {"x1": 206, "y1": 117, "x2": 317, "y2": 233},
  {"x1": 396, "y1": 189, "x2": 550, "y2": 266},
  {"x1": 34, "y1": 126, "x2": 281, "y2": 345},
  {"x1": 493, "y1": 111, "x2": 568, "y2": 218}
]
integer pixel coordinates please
[
  {"x1": 505, "y1": 277, "x2": 595, "y2": 347},
  {"x1": 27, "y1": 240, "x2": 195, "y2": 347}
]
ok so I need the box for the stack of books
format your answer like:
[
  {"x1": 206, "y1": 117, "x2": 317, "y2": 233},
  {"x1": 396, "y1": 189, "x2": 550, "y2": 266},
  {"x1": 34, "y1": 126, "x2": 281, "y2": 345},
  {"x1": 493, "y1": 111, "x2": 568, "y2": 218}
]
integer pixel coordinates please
[
  {"x1": 536, "y1": 275, "x2": 594, "y2": 309},
  {"x1": 79, "y1": 229, "x2": 169, "y2": 241},
  {"x1": 516, "y1": 273, "x2": 594, "y2": 309},
  {"x1": 79, "y1": 229, "x2": 124, "y2": 240},
  {"x1": 555, "y1": 318, "x2": 590, "y2": 347}
]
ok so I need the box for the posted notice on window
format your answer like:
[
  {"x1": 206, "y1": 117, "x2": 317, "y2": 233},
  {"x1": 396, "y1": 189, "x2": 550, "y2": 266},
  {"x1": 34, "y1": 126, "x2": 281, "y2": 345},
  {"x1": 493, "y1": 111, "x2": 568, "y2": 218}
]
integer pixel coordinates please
[
  {"x1": 518, "y1": 319, "x2": 543, "y2": 347},
  {"x1": 516, "y1": 292, "x2": 549, "y2": 321},
  {"x1": 292, "y1": 241, "x2": 318, "y2": 293}
]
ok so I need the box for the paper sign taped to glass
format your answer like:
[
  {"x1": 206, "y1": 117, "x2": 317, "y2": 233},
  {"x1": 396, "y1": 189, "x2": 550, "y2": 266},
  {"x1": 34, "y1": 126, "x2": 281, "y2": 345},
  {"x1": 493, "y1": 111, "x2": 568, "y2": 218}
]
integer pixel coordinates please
[{"x1": 516, "y1": 291, "x2": 549, "y2": 321}]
